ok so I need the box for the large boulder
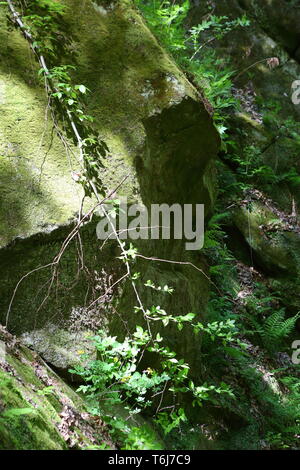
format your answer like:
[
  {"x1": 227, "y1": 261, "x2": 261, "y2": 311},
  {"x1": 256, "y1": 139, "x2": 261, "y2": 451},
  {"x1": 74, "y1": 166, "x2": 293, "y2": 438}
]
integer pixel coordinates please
[
  {"x1": 238, "y1": 0, "x2": 300, "y2": 55},
  {"x1": 0, "y1": 0, "x2": 220, "y2": 370}
]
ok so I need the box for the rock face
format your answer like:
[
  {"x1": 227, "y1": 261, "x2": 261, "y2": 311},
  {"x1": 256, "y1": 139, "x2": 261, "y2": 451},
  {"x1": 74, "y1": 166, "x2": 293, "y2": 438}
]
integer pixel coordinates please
[
  {"x1": 0, "y1": 0, "x2": 220, "y2": 371},
  {"x1": 0, "y1": 326, "x2": 114, "y2": 450},
  {"x1": 238, "y1": 0, "x2": 300, "y2": 56},
  {"x1": 189, "y1": 0, "x2": 300, "y2": 308},
  {"x1": 20, "y1": 324, "x2": 97, "y2": 375},
  {"x1": 1, "y1": 0, "x2": 300, "y2": 451},
  {"x1": 189, "y1": 0, "x2": 300, "y2": 212}
]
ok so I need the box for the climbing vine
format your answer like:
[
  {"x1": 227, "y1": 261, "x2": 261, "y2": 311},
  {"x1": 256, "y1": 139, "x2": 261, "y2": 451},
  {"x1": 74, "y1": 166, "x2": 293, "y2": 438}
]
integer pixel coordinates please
[{"x1": 3, "y1": 0, "x2": 300, "y2": 451}]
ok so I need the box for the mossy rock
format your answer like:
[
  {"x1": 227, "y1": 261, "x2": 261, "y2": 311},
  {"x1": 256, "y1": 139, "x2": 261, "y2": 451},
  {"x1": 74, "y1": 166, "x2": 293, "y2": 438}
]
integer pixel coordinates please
[
  {"x1": 233, "y1": 200, "x2": 300, "y2": 276},
  {"x1": 0, "y1": 0, "x2": 218, "y2": 248},
  {"x1": 0, "y1": 326, "x2": 113, "y2": 450},
  {"x1": 0, "y1": 0, "x2": 219, "y2": 374},
  {"x1": 238, "y1": 0, "x2": 300, "y2": 54}
]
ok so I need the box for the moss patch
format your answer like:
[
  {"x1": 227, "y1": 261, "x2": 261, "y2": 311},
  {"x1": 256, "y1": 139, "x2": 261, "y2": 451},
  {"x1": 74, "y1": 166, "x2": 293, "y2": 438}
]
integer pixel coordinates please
[{"x1": 0, "y1": 326, "x2": 113, "y2": 450}]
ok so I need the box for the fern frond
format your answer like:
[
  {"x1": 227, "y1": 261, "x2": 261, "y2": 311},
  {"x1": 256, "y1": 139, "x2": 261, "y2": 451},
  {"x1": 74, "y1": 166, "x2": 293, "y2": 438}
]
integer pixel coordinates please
[{"x1": 262, "y1": 310, "x2": 300, "y2": 352}]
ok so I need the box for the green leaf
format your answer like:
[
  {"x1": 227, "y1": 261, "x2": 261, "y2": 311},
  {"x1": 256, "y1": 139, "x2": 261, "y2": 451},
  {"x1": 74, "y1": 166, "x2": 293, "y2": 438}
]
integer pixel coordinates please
[
  {"x1": 2, "y1": 408, "x2": 35, "y2": 418},
  {"x1": 78, "y1": 85, "x2": 87, "y2": 94}
]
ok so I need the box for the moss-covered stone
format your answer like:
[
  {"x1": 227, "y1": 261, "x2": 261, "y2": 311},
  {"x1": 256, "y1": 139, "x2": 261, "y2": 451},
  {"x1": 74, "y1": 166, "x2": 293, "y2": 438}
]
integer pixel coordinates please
[
  {"x1": 0, "y1": 6, "x2": 83, "y2": 248},
  {"x1": 20, "y1": 324, "x2": 97, "y2": 374},
  {"x1": 0, "y1": 0, "x2": 219, "y2": 373},
  {"x1": 234, "y1": 201, "x2": 300, "y2": 275},
  {"x1": 233, "y1": 198, "x2": 300, "y2": 314},
  {"x1": 0, "y1": 326, "x2": 113, "y2": 450},
  {"x1": 0, "y1": 0, "x2": 217, "y2": 246}
]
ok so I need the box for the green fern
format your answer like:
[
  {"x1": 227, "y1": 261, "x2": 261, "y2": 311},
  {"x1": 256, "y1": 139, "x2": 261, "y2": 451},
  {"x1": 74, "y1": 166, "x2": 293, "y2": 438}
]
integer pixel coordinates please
[{"x1": 261, "y1": 310, "x2": 300, "y2": 352}]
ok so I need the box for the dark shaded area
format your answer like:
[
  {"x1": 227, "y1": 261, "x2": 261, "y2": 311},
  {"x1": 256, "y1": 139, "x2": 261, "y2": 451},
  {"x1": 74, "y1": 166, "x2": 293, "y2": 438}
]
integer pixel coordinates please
[{"x1": 0, "y1": 220, "x2": 121, "y2": 334}]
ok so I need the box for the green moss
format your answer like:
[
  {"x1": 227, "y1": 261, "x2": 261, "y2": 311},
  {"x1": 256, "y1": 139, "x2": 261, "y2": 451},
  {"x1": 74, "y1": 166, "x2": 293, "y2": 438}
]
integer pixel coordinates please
[
  {"x1": 0, "y1": 368, "x2": 67, "y2": 450},
  {"x1": 234, "y1": 201, "x2": 300, "y2": 276},
  {"x1": 0, "y1": 221, "x2": 121, "y2": 333},
  {"x1": 0, "y1": 328, "x2": 111, "y2": 450},
  {"x1": 0, "y1": 6, "x2": 83, "y2": 247}
]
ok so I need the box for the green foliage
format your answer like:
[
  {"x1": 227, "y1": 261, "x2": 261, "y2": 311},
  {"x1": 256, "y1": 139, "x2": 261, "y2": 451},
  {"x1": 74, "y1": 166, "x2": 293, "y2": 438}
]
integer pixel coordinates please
[
  {"x1": 44, "y1": 65, "x2": 93, "y2": 123},
  {"x1": 203, "y1": 212, "x2": 230, "y2": 250},
  {"x1": 22, "y1": 0, "x2": 67, "y2": 57},
  {"x1": 119, "y1": 242, "x2": 138, "y2": 260},
  {"x1": 155, "y1": 408, "x2": 187, "y2": 436},
  {"x1": 135, "y1": 0, "x2": 189, "y2": 57},
  {"x1": 213, "y1": 350, "x2": 300, "y2": 449},
  {"x1": 37, "y1": 386, "x2": 54, "y2": 396},
  {"x1": 72, "y1": 326, "x2": 168, "y2": 408},
  {"x1": 225, "y1": 142, "x2": 300, "y2": 191},
  {"x1": 240, "y1": 283, "x2": 300, "y2": 353},
  {"x1": 266, "y1": 375, "x2": 300, "y2": 449},
  {"x1": 144, "y1": 279, "x2": 174, "y2": 294},
  {"x1": 262, "y1": 311, "x2": 299, "y2": 350},
  {"x1": 70, "y1": 278, "x2": 235, "y2": 449},
  {"x1": 200, "y1": 233, "x2": 300, "y2": 450},
  {"x1": 194, "y1": 318, "x2": 243, "y2": 347},
  {"x1": 71, "y1": 323, "x2": 233, "y2": 409},
  {"x1": 202, "y1": 212, "x2": 236, "y2": 292},
  {"x1": 133, "y1": 0, "x2": 300, "y2": 451},
  {"x1": 135, "y1": 304, "x2": 196, "y2": 329},
  {"x1": 1, "y1": 407, "x2": 35, "y2": 418},
  {"x1": 29, "y1": 0, "x2": 66, "y2": 14},
  {"x1": 69, "y1": 233, "x2": 240, "y2": 448},
  {"x1": 39, "y1": 62, "x2": 108, "y2": 195},
  {"x1": 136, "y1": 0, "x2": 249, "y2": 141},
  {"x1": 223, "y1": 99, "x2": 300, "y2": 191}
]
